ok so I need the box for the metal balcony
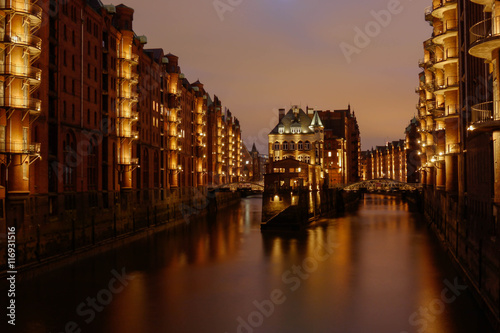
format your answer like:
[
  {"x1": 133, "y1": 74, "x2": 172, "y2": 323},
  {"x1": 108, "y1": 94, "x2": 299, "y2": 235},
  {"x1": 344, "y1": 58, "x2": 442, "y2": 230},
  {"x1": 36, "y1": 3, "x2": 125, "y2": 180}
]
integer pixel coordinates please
[
  {"x1": 0, "y1": 64, "x2": 41, "y2": 85},
  {"x1": 433, "y1": 19, "x2": 458, "y2": 44},
  {"x1": 469, "y1": 16, "x2": 500, "y2": 60},
  {"x1": 0, "y1": 33, "x2": 42, "y2": 55},
  {"x1": 118, "y1": 157, "x2": 139, "y2": 165},
  {"x1": 431, "y1": 0, "x2": 457, "y2": 19},
  {"x1": 0, "y1": 0, "x2": 42, "y2": 29},
  {"x1": 434, "y1": 76, "x2": 459, "y2": 93},
  {"x1": 0, "y1": 96, "x2": 41, "y2": 112},
  {"x1": 471, "y1": 101, "x2": 495, "y2": 124},
  {"x1": 433, "y1": 47, "x2": 459, "y2": 69},
  {"x1": 0, "y1": 141, "x2": 40, "y2": 154}
]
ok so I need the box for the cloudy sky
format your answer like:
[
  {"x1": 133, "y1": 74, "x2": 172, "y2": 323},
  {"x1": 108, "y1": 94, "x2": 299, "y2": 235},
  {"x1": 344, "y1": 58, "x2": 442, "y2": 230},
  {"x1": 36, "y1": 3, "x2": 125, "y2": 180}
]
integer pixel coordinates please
[{"x1": 120, "y1": 0, "x2": 431, "y2": 152}]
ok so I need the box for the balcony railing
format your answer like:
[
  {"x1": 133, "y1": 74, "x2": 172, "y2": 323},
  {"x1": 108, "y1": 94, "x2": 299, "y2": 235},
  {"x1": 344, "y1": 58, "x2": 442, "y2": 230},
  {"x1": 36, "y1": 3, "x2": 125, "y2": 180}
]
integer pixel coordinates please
[
  {"x1": 434, "y1": 19, "x2": 458, "y2": 37},
  {"x1": 0, "y1": 33, "x2": 41, "y2": 50},
  {"x1": 0, "y1": 64, "x2": 41, "y2": 81},
  {"x1": 118, "y1": 54, "x2": 139, "y2": 64},
  {"x1": 470, "y1": 17, "x2": 500, "y2": 46},
  {"x1": 433, "y1": 0, "x2": 457, "y2": 10},
  {"x1": 436, "y1": 76, "x2": 459, "y2": 90},
  {"x1": 0, "y1": 141, "x2": 40, "y2": 154},
  {"x1": 0, "y1": 0, "x2": 42, "y2": 22},
  {"x1": 118, "y1": 129, "x2": 139, "y2": 139},
  {"x1": 0, "y1": 96, "x2": 41, "y2": 110},
  {"x1": 471, "y1": 101, "x2": 495, "y2": 123}
]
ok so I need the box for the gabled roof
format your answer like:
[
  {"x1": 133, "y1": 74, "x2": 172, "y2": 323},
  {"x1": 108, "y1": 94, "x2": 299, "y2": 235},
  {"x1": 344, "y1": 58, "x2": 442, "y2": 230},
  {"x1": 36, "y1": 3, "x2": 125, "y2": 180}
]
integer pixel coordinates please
[{"x1": 269, "y1": 107, "x2": 315, "y2": 135}]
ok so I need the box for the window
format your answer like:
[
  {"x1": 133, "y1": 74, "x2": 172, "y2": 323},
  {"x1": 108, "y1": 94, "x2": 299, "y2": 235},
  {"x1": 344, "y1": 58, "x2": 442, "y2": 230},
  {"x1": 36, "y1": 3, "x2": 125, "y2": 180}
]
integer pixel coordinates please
[
  {"x1": 274, "y1": 155, "x2": 280, "y2": 162},
  {"x1": 274, "y1": 142, "x2": 280, "y2": 151},
  {"x1": 304, "y1": 156, "x2": 311, "y2": 164},
  {"x1": 290, "y1": 141, "x2": 296, "y2": 150},
  {"x1": 282, "y1": 141, "x2": 288, "y2": 150},
  {"x1": 298, "y1": 141, "x2": 303, "y2": 150},
  {"x1": 278, "y1": 125, "x2": 284, "y2": 134},
  {"x1": 87, "y1": 139, "x2": 97, "y2": 190},
  {"x1": 305, "y1": 141, "x2": 311, "y2": 150}
]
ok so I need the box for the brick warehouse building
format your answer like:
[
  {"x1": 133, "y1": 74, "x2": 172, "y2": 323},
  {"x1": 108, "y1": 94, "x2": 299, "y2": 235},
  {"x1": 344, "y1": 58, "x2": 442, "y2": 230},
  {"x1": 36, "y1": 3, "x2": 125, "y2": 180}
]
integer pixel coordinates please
[
  {"x1": 416, "y1": 0, "x2": 500, "y2": 324},
  {"x1": 360, "y1": 117, "x2": 420, "y2": 183},
  {"x1": 0, "y1": 0, "x2": 243, "y2": 269}
]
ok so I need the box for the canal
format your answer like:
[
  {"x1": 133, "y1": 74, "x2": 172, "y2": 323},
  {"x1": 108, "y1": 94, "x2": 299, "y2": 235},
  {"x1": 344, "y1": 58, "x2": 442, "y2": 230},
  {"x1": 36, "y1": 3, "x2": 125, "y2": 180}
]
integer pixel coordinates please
[{"x1": 2, "y1": 194, "x2": 495, "y2": 333}]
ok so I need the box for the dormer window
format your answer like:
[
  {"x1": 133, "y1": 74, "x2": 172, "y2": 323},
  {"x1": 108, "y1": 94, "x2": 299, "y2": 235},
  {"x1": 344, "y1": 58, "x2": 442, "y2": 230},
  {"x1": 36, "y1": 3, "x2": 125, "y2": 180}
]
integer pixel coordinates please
[
  {"x1": 278, "y1": 124, "x2": 285, "y2": 134},
  {"x1": 291, "y1": 123, "x2": 301, "y2": 134}
]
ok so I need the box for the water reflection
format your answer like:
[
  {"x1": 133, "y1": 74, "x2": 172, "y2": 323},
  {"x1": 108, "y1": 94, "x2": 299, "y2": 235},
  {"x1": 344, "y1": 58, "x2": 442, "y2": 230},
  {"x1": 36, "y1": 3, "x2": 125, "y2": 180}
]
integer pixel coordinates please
[{"x1": 2, "y1": 195, "x2": 495, "y2": 333}]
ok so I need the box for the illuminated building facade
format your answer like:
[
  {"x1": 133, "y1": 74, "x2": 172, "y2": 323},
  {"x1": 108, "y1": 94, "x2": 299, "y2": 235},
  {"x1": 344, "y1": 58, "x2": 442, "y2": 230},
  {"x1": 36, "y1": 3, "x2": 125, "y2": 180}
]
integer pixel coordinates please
[
  {"x1": 416, "y1": 0, "x2": 500, "y2": 322},
  {"x1": 266, "y1": 106, "x2": 324, "y2": 189},
  {"x1": 361, "y1": 117, "x2": 420, "y2": 183},
  {"x1": 0, "y1": 0, "x2": 243, "y2": 269},
  {"x1": 317, "y1": 106, "x2": 361, "y2": 186}
]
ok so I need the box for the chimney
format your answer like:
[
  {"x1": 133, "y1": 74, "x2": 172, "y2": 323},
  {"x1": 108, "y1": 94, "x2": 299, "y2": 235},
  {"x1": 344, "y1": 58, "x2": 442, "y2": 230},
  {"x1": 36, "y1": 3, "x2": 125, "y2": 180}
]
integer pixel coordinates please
[{"x1": 279, "y1": 108, "x2": 285, "y2": 121}]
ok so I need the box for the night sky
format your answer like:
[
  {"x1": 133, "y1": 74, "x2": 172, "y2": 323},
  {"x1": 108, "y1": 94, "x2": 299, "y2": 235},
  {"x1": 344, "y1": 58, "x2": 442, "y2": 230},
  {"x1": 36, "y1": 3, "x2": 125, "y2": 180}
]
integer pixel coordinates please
[{"x1": 119, "y1": 0, "x2": 431, "y2": 152}]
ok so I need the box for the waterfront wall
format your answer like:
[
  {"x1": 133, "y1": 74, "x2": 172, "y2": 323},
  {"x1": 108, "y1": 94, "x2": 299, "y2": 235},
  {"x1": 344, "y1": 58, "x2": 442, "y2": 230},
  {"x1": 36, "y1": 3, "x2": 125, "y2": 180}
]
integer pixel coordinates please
[
  {"x1": 423, "y1": 188, "x2": 500, "y2": 329},
  {"x1": 0, "y1": 189, "x2": 240, "y2": 272}
]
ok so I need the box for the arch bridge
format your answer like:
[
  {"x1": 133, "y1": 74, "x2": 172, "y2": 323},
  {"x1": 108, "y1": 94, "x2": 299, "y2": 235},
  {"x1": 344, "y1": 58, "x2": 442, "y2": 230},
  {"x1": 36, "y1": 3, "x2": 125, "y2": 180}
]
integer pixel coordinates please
[
  {"x1": 342, "y1": 179, "x2": 422, "y2": 192},
  {"x1": 209, "y1": 181, "x2": 264, "y2": 192}
]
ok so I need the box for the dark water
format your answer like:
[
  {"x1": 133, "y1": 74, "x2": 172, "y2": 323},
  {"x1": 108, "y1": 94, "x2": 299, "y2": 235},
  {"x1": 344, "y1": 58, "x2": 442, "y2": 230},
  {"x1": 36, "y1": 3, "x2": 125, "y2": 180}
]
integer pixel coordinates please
[{"x1": 2, "y1": 195, "x2": 496, "y2": 333}]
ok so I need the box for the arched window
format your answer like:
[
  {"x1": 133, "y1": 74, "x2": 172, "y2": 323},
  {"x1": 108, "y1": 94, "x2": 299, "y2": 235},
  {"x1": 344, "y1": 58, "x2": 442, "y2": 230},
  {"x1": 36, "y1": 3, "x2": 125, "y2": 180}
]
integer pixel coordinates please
[
  {"x1": 282, "y1": 141, "x2": 288, "y2": 150},
  {"x1": 274, "y1": 141, "x2": 280, "y2": 151},
  {"x1": 298, "y1": 155, "x2": 303, "y2": 162},
  {"x1": 305, "y1": 141, "x2": 311, "y2": 150},
  {"x1": 298, "y1": 141, "x2": 303, "y2": 150},
  {"x1": 290, "y1": 141, "x2": 296, "y2": 150},
  {"x1": 304, "y1": 155, "x2": 311, "y2": 164},
  {"x1": 278, "y1": 124, "x2": 285, "y2": 134}
]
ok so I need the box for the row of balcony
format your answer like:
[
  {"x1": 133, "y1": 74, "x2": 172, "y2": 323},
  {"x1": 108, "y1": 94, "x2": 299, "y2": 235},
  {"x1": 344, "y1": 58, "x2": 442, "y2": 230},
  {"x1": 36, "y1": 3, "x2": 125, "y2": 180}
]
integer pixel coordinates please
[
  {"x1": 0, "y1": 141, "x2": 40, "y2": 155},
  {"x1": 422, "y1": 100, "x2": 496, "y2": 125}
]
